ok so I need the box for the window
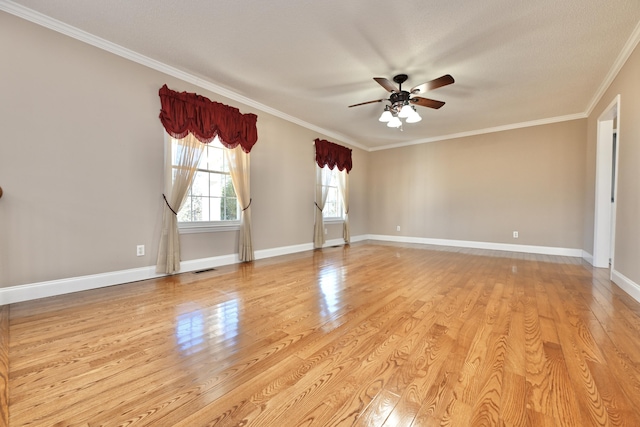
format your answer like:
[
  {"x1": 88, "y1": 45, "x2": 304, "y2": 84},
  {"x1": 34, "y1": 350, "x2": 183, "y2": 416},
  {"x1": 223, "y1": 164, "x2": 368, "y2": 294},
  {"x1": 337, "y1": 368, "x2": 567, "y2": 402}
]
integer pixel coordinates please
[
  {"x1": 171, "y1": 136, "x2": 239, "y2": 230},
  {"x1": 323, "y1": 167, "x2": 343, "y2": 220}
]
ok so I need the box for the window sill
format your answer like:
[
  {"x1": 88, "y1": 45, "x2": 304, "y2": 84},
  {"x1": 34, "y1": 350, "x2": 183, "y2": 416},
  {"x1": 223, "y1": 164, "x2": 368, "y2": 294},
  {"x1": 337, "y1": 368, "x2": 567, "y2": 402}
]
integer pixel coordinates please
[
  {"x1": 178, "y1": 222, "x2": 241, "y2": 234},
  {"x1": 323, "y1": 218, "x2": 345, "y2": 224}
]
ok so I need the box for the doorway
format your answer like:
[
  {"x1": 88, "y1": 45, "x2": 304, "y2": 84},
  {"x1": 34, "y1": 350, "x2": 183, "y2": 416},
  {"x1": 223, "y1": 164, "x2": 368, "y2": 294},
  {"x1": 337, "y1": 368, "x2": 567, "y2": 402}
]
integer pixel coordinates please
[{"x1": 593, "y1": 95, "x2": 620, "y2": 271}]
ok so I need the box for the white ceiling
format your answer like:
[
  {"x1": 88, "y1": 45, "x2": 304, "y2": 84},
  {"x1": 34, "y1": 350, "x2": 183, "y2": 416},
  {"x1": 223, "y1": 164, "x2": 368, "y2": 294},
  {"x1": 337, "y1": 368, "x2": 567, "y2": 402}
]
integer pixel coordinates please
[{"x1": 3, "y1": 0, "x2": 640, "y2": 150}]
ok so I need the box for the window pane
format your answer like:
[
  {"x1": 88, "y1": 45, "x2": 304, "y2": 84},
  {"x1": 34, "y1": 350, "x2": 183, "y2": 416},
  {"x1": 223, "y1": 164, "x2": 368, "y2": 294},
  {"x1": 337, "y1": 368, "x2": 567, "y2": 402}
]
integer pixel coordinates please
[
  {"x1": 223, "y1": 197, "x2": 238, "y2": 220},
  {"x1": 190, "y1": 196, "x2": 205, "y2": 221},
  {"x1": 209, "y1": 173, "x2": 223, "y2": 197},
  {"x1": 324, "y1": 186, "x2": 339, "y2": 218},
  {"x1": 197, "y1": 146, "x2": 209, "y2": 170},
  {"x1": 209, "y1": 147, "x2": 224, "y2": 172},
  {"x1": 210, "y1": 197, "x2": 222, "y2": 221},
  {"x1": 211, "y1": 137, "x2": 224, "y2": 149},
  {"x1": 192, "y1": 171, "x2": 209, "y2": 197},
  {"x1": 328, "y1": 170, "x2": 338, "y2": 186},
  {"x1": 322, "y1": 168, "x2": 343, "y2": 219},
  {"x1": 326, "y1": 198, "x2": 337, "y2": 217},
  {"x1": 178, "y1": 197, "x2": 193, "y2": 222},
  {"x1": 171, "y1": 142, "x2": 184, "y2": 166},
  {"x1": 173, "y1": 137, "x2": 238, "y2": 224},
  {"x1": 223, "y1": 176, "x2": 236, "y2": 197}
]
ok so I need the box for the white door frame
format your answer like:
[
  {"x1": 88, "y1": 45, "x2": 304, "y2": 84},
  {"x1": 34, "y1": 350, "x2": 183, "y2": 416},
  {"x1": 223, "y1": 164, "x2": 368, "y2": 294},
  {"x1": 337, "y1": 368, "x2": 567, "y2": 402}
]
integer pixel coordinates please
[{"x1": 593, "y1": 95, "x2": 620, "y2": 271}]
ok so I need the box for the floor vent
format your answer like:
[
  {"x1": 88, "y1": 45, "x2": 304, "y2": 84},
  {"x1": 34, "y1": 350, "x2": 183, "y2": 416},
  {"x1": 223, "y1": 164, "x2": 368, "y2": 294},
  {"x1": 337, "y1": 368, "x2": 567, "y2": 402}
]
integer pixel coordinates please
[{"x1": 194, "y1": 268, "x2": 216, "y2": 274}]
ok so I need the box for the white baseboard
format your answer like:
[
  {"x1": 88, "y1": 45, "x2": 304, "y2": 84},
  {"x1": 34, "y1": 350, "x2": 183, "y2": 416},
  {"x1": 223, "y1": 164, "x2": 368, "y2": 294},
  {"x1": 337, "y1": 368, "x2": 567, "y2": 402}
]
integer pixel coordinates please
[
  {"x1": 0, "y1": 236, "x2": 364, "y2": 305},
  {"x1": 0, "y1": 266, "x2": 163, "y2": 305},
  {"x1": 576, "y1": 251, "x2": 640, "y2": 303},
  {"x1": 612, "y1": 269, "x2": 640, "y2": 304},
  {"x1": 0, "y1": 234, "x2": 586, "y2": 305},
  {"x1": 253, "y1": 235, "x2": 367, "y2": 260},
  {"x1": 255, "y1": 242, "x2": 314, "y2": 259},
  {"x1": 180, "y1": 254, "x2": 239, "y2": 272},
  {"x1": 582, "y1": 251, "x2": 594, "y2": 265},
  {"x1": 0, "y1": 253, "x2": 241, "y2": 305},
  {"x1": 365, "y1": 234, "x2": 584, "y2": 257}
]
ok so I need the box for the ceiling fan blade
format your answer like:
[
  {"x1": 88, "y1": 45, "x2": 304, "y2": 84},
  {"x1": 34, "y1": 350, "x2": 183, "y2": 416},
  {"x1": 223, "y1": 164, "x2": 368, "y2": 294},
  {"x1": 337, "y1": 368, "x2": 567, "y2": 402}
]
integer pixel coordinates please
[
  {"x1": 411, "y1": 97, "x2": 445, "y2": 109},
  {"x1": 373, "y1": 77, "x2": 398, "y2": 93},
  {"x1": 410, "y1": 74, "x2": 455, "y2": 94},
  {"x1": 348, "y1": 99, "x2": 385, "y2": 108}
]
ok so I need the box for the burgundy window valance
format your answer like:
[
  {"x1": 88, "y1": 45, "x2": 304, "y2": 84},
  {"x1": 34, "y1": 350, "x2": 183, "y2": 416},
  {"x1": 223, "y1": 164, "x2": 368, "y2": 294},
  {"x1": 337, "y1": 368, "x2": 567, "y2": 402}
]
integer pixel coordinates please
[
  {"x1": 314, "y1": 138, "x2": 352, "y2": 173},
  {"x1": 158, "y1": 84, "x2": 258, "y2": 153}
]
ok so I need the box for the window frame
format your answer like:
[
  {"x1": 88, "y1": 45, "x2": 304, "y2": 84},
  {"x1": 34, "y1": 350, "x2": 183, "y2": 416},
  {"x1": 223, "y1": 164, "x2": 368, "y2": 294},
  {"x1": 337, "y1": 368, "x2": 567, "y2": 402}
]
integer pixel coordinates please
[
  {"x1": 322, "y1": 166, "x2": 345, "y2": 223},
  {"x1": 165, "y1": 134, "x2": 241, "y2": 234}
]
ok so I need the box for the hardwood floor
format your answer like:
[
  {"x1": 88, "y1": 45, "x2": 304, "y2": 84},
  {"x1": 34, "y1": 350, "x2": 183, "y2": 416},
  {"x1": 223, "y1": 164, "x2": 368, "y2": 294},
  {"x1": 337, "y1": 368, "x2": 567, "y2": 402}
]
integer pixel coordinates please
[
  {"x1": 1, "y1": 305, "x2": 8, "y2": 427},
  {"x1": 4, "y1": 242, "x2": 640, "y2": 426}
]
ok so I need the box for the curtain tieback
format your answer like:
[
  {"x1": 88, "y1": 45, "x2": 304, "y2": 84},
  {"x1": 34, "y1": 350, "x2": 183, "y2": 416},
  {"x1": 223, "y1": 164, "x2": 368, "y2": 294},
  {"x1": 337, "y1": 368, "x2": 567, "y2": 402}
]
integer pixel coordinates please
[
  {"x1": 242, "y1": 198, "x2": 252, "y2": 212},
  {"x1": 163, "y1": 194, "x2": 178, "y2": 216},
  {"x1": 315, "y1": 202, "x2": 322, "y2": 211}
]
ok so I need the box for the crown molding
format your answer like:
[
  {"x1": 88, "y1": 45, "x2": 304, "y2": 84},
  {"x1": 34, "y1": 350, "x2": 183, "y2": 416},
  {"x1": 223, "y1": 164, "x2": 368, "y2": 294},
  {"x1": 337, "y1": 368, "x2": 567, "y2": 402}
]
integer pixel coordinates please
[
  {"x1": 369, "y1": 112, "x2": 587, "y2": 151},
  {"x1": 2, "y1": 0, "x2": 637, "y2": 153},
  {"x1": 585, "y1": 19, "x2": 640, "y2": 117},
  {"x1": 0, "y1": 0, "x2": 367, "y2": 152}
]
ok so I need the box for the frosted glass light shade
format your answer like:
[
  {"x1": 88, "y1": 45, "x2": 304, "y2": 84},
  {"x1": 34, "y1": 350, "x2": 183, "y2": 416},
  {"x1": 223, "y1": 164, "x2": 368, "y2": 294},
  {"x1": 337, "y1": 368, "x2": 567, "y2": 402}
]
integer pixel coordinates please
[
  {"x1": 387, "y1": 116, "x2": 402, "y2": 127},
  {"x1": 405, "y1": 110, "x2": 422, "y2": 123},
  {"x1": 378, "y1": 109, "x2": 393, "y2": 122},
  {"x1": 398, "y1": 104, "x2": 413, "y2": 118}
]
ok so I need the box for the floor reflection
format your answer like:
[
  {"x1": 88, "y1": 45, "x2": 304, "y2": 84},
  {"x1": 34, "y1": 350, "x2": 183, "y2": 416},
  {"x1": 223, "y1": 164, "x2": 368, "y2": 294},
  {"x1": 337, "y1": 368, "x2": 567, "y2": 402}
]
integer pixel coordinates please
[
  {"x1": 176, "y1": 309, "x2": 204, "y2": 353},
  {"x1": 318, "y1": 266, "x2": 344, "y2": 319},
  {"x1": 176, "y1": 298, "x2": 240, "y2": 355}
]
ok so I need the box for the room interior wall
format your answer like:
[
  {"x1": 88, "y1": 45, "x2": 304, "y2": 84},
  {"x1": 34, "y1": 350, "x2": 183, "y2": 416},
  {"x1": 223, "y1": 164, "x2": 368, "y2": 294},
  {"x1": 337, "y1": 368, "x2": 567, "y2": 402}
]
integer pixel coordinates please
[
  {"x1": 5, "y1": 9, "x2": 636, "y2": 300},
  {"x1": 585, "y1": 42, "x2": 640, "y2": 286},
  {"x1": 0, "y1": 12, "x2": 367, "y2": 289},
  {"x1": 368, "y1": 120, "x2": 587, "y2": 250}
]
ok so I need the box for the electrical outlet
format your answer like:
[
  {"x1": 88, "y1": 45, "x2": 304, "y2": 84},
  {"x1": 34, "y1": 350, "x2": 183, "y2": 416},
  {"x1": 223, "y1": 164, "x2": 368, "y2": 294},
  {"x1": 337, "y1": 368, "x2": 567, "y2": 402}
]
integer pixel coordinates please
[
  {"x1": 136, "y1": 245, "x2": 145, "y2": 256},
  {"x1": 324, "y1": 227, "x2": 328, "y2": 235},
  {"x1": 396, "y1": 225, "x2": 401, "y2": 232},
  {"x1": 513, "y1": 231, "x2": 519, "y2": 238}
]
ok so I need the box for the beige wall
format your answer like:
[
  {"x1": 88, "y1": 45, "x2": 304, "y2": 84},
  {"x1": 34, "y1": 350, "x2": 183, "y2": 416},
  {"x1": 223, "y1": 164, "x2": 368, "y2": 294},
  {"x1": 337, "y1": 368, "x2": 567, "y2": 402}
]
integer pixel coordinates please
[
  {"x1": 585, "y1": 42, "x2": 640, "y2": 284},
  {"x1": 369, "y1": 120, "x2": 587, "y2": 249},
  {"x1": 3, "y1": 10, "x2": 637, "y2": 294},
  {"x1": 0, "y1": 12, "x2": 367, "y2": 288}
]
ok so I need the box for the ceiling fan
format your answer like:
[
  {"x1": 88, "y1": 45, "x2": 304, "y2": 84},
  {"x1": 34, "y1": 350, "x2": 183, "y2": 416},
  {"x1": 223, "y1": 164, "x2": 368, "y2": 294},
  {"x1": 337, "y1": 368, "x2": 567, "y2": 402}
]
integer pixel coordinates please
[{"x1": 349, "y1": 73, "x2": 454, "y2": 127}]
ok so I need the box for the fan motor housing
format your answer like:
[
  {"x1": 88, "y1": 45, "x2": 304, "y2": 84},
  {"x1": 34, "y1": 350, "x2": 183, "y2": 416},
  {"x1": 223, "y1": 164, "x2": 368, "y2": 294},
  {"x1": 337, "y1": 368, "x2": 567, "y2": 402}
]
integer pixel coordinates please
[{"x1": 389, "y1": 91, "x2": 410, "y2": 105}]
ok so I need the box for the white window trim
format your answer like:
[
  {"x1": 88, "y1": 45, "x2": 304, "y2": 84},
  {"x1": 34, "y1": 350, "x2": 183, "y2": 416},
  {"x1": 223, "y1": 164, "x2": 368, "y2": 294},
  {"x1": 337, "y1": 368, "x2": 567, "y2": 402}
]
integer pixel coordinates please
[
  {"x1": 178, "y1": 220, "x2": 240, "y2": 234},
  {"x1": 323, "y1": 217, "x2": 345, "y2": 224}
]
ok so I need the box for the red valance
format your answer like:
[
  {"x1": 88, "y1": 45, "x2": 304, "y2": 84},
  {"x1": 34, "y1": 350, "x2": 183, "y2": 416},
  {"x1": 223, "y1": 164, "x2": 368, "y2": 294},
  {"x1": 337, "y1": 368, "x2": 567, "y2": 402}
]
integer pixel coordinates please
[
  {"x1": 158, "y1": 84, "x2": 258, "y2": 153},
  {"x1": 314, "y1": 138, "x2": 352, "y2": 173}
]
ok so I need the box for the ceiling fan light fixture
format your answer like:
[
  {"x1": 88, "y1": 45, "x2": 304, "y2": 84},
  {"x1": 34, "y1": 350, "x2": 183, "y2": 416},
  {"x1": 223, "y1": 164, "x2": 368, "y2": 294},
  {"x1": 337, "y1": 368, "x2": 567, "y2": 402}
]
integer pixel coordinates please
[
  {"x1": 387, "y1": 116, "x2": 402, "y2": 128},
  {"x1": 350, "y1": 73, "x2": 453, "y2": 129},
  {"x1": 398, "y1": 103, "x2": 413, "y2": 118},
  {"x1": 405, "y1": 112, "x2": 422, "y2": 123},
  {"x1": 378, "y1": 107, "x2": 393, "y2": 122},
  {"x1": 405, "y1": 107, "x2": 422, "y2": 123}
]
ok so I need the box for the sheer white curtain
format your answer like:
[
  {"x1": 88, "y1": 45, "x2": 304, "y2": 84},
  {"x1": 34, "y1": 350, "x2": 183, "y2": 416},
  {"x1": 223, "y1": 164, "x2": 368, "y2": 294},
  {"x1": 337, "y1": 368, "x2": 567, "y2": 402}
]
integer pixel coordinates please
[
  {"x1": 156, "y1": 133, "x2": 204, "y2": 274},
  {"x1": 225, "y1": 145, "x2": 254, "y2": 261},
  {"x1": 313, "y1": 165, "x2": 332, "y2": 248},
  {"x1": 337, "y1": 170, "x2": 350, "y2": 243}
]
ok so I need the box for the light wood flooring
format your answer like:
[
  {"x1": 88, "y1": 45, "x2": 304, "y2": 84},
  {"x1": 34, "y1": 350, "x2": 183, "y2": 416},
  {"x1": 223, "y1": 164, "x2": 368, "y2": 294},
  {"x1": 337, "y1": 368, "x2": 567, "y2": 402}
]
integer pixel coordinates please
[{"x1": 3, "y1": 242, "x2": 640, "y2": 426}]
